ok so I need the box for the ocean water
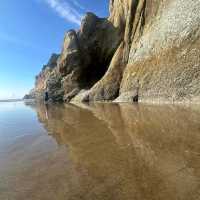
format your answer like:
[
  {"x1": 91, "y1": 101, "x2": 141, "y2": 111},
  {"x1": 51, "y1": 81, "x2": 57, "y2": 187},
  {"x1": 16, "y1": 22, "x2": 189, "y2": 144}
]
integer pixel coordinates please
[{"x1": 0, "y1": 101, "x2": 199, "y2": 200}]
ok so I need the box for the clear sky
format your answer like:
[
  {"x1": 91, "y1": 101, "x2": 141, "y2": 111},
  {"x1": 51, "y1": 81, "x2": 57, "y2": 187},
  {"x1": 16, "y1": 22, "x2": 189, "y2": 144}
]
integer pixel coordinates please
[{"x1": 0, "y1": 0, "x2": 109, "y2": 100}]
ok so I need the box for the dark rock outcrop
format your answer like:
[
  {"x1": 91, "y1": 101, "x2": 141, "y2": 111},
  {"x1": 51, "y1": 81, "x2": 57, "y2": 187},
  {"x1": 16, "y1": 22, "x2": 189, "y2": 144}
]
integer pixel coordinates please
[
  {"x1": 27, "y1": 53, "x2": 60, "y2": 101},
  {"x1": 23, "y1": 89, "x2": 35, "y2": 100},
  {"x1": 29, "y1": 0, "x2": 200, "y2": 103}
]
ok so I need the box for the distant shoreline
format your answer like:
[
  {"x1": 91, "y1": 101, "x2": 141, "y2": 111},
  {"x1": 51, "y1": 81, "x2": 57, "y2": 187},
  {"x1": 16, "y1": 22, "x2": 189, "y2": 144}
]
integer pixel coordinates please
[{"x1": 0, "y1": 99, "x2": 23, "y2": 102}]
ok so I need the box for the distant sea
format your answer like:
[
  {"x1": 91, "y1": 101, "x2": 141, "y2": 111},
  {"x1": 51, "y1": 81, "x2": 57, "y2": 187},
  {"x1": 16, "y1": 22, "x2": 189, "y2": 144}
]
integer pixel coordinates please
[{"x1": 0, "y1": 99, "x2": 23, "y2": 102}]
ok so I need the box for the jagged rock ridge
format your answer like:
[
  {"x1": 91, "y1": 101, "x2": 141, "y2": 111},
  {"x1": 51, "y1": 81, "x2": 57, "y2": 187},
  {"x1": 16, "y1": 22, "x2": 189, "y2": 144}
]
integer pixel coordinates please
[{"x1": 27, "y1": 0, "x2": 200, "y2": 103}]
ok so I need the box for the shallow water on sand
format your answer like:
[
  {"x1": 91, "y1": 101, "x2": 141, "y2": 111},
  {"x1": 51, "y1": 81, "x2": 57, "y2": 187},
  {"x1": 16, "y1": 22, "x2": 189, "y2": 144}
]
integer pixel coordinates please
[{"x1": 0, "y1": 101, "x2": 200, "y2": 200}]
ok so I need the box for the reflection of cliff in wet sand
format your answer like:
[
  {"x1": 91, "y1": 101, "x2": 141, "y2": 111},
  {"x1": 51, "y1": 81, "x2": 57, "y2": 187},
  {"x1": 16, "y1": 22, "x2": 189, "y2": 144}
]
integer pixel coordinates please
[{"x1": 35, "y1": 103, "x2": 200, "y2": 200}]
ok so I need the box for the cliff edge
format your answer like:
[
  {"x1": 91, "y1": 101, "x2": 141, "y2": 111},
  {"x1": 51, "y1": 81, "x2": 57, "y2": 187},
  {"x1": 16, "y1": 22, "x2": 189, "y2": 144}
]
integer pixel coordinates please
[{"x1": 27, "y1": 0, "x2": 200, "y2": 103}]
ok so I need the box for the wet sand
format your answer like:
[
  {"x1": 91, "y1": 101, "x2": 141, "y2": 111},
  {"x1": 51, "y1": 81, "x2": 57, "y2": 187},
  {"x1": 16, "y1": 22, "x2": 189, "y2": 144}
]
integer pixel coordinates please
[{"x1": 0, "y1": 101, "x2": 199, "y2": 200}]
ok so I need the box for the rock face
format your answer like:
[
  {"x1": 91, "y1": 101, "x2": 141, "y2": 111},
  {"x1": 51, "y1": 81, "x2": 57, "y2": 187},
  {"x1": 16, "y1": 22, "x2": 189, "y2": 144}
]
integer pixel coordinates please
[
  {"x1": 23, "y1": 89, "x2": 35, "y2": 100},
  {"x1": 118, "y1": 0, "x2": 200, "y2": 103},
  {"x1": 29, "y1": 53, "x2": 62, "y2": 101},
  {"x1": 30, "y1": 0, "x2": 200, "y2": 103}
]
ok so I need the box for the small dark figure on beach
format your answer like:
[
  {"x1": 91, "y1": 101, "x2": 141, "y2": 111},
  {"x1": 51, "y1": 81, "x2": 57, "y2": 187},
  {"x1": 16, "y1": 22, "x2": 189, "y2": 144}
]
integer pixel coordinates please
[
  {"x1": 133, "y1": 94, "x2": 139, "y2": 102},
  {"x1": 133, "y1": 79, "x2": 139, "y2": 102},
  {"x1": 44, "y1": 91, "x2": 49, "y2": 102}
]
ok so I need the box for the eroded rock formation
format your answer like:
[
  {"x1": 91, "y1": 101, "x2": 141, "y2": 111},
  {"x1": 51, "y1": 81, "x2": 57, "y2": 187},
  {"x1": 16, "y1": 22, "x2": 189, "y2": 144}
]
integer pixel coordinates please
[{"x1": 28, "y1": 0, "x2": 200, "y2": 103}]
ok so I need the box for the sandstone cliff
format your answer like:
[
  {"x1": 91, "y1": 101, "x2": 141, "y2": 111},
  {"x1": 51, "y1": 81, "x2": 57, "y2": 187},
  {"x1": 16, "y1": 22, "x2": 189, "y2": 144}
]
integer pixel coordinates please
[{"x1": 29, "y1": 0, "x2": 200, "y2": 103}]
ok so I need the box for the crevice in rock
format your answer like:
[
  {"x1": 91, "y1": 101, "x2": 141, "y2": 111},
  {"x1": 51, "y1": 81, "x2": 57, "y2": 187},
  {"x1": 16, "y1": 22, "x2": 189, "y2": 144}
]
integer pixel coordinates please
[{"x1": 79, "y1": 51, "x2": 114, "y2": 89}]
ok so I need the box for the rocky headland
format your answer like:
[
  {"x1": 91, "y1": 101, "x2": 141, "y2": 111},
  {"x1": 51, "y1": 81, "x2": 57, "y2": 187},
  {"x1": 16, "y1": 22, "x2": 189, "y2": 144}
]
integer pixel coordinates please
[{"x1": 26, "y1": 0, "x2": 200, "y2": 103}]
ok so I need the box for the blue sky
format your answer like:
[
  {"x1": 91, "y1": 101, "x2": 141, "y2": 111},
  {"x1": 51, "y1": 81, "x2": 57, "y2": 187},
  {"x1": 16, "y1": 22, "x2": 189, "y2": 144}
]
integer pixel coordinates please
[{"x1": 0, "y1": 0, "x2": 108, "y2": 100}]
